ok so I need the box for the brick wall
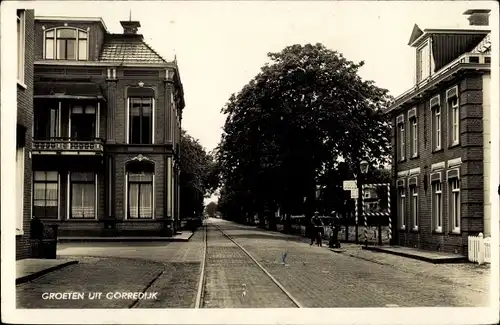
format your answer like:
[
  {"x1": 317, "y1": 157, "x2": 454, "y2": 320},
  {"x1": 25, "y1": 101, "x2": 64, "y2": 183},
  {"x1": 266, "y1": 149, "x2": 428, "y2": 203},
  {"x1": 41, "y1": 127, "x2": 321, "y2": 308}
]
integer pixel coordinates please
[
  {"x1": 34, "y1": 20, "x2": 106, "y2": 61},
  {"x1": 16, "y1": 10, "x2": 35, "y2": 260},
  {"x1": 113, "y1": 73, "x2": 169, "y2": 144},
  {"x1": 392, "y1": 72, "x2": 485, "y2": 255},
  {"x1": 113, "y1": 153, "x2": 166, "y2": 220}
]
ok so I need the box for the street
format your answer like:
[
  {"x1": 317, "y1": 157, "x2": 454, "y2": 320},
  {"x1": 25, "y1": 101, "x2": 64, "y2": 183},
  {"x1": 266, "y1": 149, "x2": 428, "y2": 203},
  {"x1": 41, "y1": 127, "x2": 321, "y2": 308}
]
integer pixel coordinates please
[{"x1": 16, "y1": 218, "x2": 490, "y2": 308}]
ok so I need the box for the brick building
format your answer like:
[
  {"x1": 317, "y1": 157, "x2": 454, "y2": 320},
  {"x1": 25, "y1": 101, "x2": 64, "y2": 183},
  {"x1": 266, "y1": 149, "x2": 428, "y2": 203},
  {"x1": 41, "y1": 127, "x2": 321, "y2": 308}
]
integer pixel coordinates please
[
  {"x1": 385, "y1": 9, "x2": 492, "y2": 254},
  {"x1": 32, "y1": 16, "x2": 184, "y2": 237},
  {"x1": 16, "y1": 9, "x2": 36, "y2": 259}
]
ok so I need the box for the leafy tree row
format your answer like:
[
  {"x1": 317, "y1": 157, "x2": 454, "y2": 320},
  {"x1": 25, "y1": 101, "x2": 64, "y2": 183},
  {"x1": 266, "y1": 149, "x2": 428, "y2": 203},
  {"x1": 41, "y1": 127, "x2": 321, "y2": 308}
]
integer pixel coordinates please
[
  {"x1": 214, "y1": 43, "x2": 392, "y2": 228},
  {"x1": 179, "y1": 130, "x2": 218, "y2": 221}
]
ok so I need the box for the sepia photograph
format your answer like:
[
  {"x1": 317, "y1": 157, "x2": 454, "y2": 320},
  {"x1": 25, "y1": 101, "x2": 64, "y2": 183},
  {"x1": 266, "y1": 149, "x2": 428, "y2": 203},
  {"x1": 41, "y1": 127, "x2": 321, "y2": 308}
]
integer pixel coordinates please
[{"x1": 1, "y1": 0, "x2": 498, "y2": 324}]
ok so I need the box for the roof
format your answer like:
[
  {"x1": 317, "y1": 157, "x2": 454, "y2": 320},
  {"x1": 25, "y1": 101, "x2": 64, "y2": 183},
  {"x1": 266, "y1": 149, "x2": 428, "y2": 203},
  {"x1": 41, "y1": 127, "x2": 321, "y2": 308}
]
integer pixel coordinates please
[
  {"x1": 470, "y1": 32, "x2": 491, "y2": 53},
  {"x1": 99, "y1": 34, "x2": 169, "y2": 65},
  {"x1": 35, "y1": 16, "x2": 108, "y2": 32},
  {"x1": 408, "y1": 27, "x2": 489, "y2": 47}
]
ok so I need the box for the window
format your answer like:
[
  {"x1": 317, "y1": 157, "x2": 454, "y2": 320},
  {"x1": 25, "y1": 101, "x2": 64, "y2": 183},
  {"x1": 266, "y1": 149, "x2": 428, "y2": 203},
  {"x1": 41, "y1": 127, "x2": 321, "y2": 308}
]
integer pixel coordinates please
[
  {"x1": 34, "y1": 106, "x2": 59, "y2": 139},
  {"x1": 44, "y1": 28, "x2": 88, "y2": 60},
  {"x1": 399, "y1": 123, "x2": 405, "y2": 161},
  {"x1": 399, "y1": 188, "x2": 406, "y2": 229},
  {"x1": 33, "y1": 171, "x2": 59, "y2": 219},
  {"x1": 432, "y1": 182, "x2": 443, "y2": 232},
  {"x1": 450, "y1": 179, "x2": 460, "y2": 233},
  {"x1": 416, "y1": 41, "x2": 431, "y2": 83},
  {"x1": 17, "y1": 10, "x2": 25, "y2": 84},
  {"x1": 433, "y1": 104, "x2": 442, "y2": 150},
  {"x1": 128, "y1": 172, "x2": 154, "y2": 219},
  {"x1": 70, "y1": 105, "x2": 96, "y2": 140},
  {"x1": 16, "y1": 146, "x2": 25, "y2": 234},
  {"x1": 449, "y1": 97, "x2": 460, "y2": 145},
  {"x1": 410, "y1": 117, "x2": 418, "y2": 157},
  {"x1": 70, "y1": 172, "x2": 96, "y2": 219},
  {"x1": 410, "y1": 186, "x2": 418, "y2": 230},
  {"x1": 128, "y1": 97, "x2": 153, "y2": 144}
]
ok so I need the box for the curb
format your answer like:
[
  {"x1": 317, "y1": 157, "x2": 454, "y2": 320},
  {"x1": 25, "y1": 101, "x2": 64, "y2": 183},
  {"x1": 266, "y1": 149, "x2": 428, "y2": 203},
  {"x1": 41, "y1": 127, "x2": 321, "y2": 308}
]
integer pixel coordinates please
[
  {"x1": 16, "y1": 260, "x2": 79, "y2": 285},
  {"x1": 361, "y1": 246, "x2": 468, "y2": 264},
  {"x1": 58, "y1": 232, "x2": 195, "y2": 243}
]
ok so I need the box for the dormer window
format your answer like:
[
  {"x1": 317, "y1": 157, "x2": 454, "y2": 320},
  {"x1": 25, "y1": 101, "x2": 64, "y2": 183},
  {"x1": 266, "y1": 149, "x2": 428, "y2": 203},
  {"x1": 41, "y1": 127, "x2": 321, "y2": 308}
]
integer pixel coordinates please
[
  {"x1": 416, "y1": 39, "x2": 433, "y2": 83},
  {"x1": 44, "y1": 27, "x2": 88, "y2": 60}
]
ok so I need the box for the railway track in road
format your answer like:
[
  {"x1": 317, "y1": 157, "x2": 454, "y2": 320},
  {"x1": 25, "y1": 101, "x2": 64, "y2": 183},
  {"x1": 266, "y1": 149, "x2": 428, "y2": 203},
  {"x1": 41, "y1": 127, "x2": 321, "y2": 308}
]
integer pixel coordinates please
[{"x1": 195, "y1": 221, "x2": 303, "y2": 308}]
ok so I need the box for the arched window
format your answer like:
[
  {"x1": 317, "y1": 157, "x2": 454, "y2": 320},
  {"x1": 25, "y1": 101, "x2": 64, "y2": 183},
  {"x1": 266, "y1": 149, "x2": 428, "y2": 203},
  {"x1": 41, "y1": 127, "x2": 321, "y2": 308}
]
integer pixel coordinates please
[
  {"x1": 125, "y1": 159, "x2": 155, "y2": 219},
  {"x1": 44, "y1": 27, "x2": 88, "y2": 60}
]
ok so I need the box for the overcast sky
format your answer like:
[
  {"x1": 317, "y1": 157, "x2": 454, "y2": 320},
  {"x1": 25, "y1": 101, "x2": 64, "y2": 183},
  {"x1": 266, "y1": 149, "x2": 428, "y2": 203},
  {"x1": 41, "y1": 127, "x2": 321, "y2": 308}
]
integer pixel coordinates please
[{"x1": 12, "y1": 0, "x2": 496, "y2": 203}]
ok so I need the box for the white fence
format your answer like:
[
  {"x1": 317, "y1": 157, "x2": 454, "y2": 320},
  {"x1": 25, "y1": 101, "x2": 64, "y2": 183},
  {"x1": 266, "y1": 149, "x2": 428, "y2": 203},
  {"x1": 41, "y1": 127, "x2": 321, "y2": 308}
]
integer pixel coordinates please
[{"x1": 468, "y1": 233, "x2": 491, "y2": 264}]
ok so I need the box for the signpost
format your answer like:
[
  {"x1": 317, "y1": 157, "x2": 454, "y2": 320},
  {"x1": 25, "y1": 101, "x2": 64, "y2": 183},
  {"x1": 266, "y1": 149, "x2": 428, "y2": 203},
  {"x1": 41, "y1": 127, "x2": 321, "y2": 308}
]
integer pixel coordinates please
[{"x1": 343, "y1": 180, "x2": 357, "y2": 191}]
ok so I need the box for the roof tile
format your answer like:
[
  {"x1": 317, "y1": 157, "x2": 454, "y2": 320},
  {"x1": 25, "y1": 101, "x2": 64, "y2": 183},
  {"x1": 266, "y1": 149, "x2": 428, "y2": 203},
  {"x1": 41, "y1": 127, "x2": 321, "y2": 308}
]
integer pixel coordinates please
[
  {"x1": 99, "y1": 35, "x2": 168, "y2": 64},
  {"x1": 470, "y1": 33, "x2": 491, "y2": 54}
]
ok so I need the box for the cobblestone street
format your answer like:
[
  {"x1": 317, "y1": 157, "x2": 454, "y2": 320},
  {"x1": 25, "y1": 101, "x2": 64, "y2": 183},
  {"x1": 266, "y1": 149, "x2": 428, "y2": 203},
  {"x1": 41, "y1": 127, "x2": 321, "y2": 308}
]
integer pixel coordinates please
[{"x1": 16, "y1": 218, "x2": 491, "y2": 308}]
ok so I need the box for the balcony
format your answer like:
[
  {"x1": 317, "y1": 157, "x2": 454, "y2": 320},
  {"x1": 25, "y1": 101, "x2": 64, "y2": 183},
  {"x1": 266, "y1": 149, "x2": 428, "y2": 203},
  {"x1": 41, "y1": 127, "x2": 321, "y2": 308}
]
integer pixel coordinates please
[{"x1": 32, "y1": 138, "x2": 104, "y2": 155}]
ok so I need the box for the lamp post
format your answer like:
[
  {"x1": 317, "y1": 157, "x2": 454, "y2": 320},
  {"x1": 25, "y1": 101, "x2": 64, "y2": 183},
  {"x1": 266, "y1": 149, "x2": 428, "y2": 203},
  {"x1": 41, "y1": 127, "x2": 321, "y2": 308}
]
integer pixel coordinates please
[{"x1": 359, "y1": 160, "x2": 369, "y2": 247}]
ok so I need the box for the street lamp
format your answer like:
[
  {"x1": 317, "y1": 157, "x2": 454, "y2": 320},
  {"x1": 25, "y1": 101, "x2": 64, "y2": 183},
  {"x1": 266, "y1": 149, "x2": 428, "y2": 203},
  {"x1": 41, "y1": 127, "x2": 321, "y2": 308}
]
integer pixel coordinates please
[{"x1": 359, "y1": 160, "x2": 369, "y2": 247}]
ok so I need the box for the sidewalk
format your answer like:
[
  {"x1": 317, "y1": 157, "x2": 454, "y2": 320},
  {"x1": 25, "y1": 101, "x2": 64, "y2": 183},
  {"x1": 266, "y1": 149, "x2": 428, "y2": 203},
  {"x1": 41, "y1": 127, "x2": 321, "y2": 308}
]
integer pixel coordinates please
[
  {"x1": 58, "y1": 231, "x2": 194, "y2": 243},
  {"x1": 362, "y1": 245, "x2": 467, "y2": 263},
  {"x1": 16, "y1": 258, "x2": 79, "y2": 284},
  {"x1": 328, "y1": 243, "x2": 490, "y2": 293}
]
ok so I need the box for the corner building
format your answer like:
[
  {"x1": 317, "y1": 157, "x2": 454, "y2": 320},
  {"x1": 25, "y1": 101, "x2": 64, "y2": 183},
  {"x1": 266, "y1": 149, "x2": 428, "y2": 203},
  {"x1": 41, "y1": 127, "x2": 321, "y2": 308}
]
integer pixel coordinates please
[
  {"x1": 386, "y1": 10, "x2": 491, "y2": 254},
  {"x1": 16, "y1": 9, "x2": 36, "y2": 259},
  {"x1": 32, "y1": 16, "x2": 184, "y2": 237}
]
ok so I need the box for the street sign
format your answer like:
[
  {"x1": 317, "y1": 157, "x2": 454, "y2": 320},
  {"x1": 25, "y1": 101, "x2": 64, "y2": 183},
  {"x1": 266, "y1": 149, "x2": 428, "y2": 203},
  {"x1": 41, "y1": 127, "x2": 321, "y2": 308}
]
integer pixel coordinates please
[
  {"x1": 350, "y1": 190, "x2": 359, "y2": 199},
  {"x1": 343, "y1": 180, "x2": 357, "y2": 190}
]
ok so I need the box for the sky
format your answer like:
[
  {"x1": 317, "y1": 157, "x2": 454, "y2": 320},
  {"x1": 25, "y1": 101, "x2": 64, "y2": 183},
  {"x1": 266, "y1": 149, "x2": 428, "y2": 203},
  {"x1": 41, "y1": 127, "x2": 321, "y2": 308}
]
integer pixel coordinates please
[{"x1": 13, "y1": 0, "x2": 497, "y2": 204}]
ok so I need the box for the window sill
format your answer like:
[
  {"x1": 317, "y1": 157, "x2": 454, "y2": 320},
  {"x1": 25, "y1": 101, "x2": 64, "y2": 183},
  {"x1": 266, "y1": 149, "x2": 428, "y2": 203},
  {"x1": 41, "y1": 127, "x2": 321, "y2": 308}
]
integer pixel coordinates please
[
  {"x1": 433, "y1": 229, "x2": 444, "y2": 235},
  {"x1": 123, "y1": 219, "x2": 158, "y2": 222},
  {"x1": 449, "y1": 142, "x2": 460, "y2": 149},
  {"x1": 398, "y1": 158, "x2": 407, "y2": 163},
  {"x1": 17, "y1": 81, "x2": 27, "y2": 90},
  {"x1": 449, "y1": 229, "x2": 461, "y2": 235},
  {"x1": 16, "y1": 229, "x2": 24, "y2": 236},
  {"x1": 411, "y1": 227, "x2": 419, "y2": 233},
  {"x1": 399, "y1": 226, "x2": 406, "y2": 231},
  {"x1": 410, "y1": 154, "x2": 419, "y2": 160},
  {"x1": 432, "y1": 148, "x2": 444, "y2": 154},
  {"x1": 65, "y1": 218, "x2": 98, "y2": 222}
]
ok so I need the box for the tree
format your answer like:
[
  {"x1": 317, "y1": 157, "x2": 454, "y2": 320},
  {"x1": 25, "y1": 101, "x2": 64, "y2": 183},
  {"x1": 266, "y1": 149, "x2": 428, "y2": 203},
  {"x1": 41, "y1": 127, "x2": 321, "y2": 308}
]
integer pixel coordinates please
[
  {"x1": 205, "y1": 201, "x2": 218, "y2": 217},
  {"x1": 216, "y1": 43, "x2": 392, "y2": 226},
  {"x1": 180, "y1": 130, "x2": 218, "y2": 220}
]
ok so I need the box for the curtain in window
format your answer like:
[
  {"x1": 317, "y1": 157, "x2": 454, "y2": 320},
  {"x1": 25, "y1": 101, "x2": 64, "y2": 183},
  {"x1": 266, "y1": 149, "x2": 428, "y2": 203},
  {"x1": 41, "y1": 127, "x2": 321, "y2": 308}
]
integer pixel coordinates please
[
  {"x1": 139, "y1": 182, "x2": 153, "y2": 218},
  {"x1": 33, "y1": 171, "x2": 58, "y2": 218},
  {"x1": 129, "y1": 183, "x2": 139, "y2": 218},
  {"x1": 128, "y1": 172, "x2": 153, "y2": 219},
  {"x1": 70, "y1": 172, "x2": 95, "y2": 218}
]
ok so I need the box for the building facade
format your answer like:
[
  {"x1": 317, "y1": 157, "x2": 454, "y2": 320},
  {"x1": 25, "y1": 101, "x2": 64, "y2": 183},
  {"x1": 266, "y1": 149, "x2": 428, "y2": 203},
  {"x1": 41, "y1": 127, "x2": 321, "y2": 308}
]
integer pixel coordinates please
[
  {"x1": 16, "y1": 9, "x2": 36, "y2": 260},
  {"x1": 386, "y1": 10, "x2": 491, "y2": 254},
  {"x1": 32, "y1": 16, "x2": 184, "y2": 237}
]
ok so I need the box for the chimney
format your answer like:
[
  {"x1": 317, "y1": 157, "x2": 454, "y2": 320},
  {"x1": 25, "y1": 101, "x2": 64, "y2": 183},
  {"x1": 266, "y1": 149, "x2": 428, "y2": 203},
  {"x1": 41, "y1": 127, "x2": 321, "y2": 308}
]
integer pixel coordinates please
[
  {"x1": 463, "y1": 9, "x2": 490, "y2": 26},
  {"x1": 120, "y1": 20, "x2": 141, "y2": 35}
]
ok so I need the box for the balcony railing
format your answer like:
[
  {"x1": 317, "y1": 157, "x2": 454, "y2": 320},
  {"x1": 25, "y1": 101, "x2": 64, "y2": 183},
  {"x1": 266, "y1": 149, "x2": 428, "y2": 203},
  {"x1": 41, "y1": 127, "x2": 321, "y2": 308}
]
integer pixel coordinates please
[{"x1": 33, "y1": 137, "x2": 104, "y2": 155}]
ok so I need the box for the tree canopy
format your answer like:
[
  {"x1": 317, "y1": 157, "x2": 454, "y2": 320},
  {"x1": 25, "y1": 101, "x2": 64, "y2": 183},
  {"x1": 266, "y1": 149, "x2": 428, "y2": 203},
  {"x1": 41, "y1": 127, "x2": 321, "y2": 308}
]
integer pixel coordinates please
[
  {"x1": 215, "y1": 43, "x2": 392, "y2": 225},
  {"x1": 180, "y1": 130, "x2": 218, "y2": 219}
]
